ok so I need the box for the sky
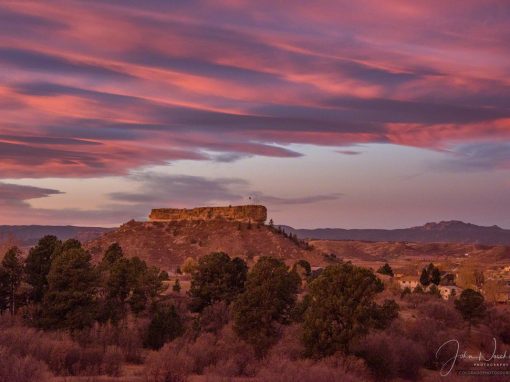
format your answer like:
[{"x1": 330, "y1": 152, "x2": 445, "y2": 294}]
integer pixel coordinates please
[{"x1": 0, "y1": 0, "x2": 510, "y2": 228}]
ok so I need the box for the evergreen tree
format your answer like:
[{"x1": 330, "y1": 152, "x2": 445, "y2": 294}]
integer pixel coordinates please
[
  {"x1": 25, "y1": 235, "x2": 62, "y2": 303},
  {"x1": 0, "y1": 266, "x2": 9, "y2": 313},
  {"x1": 232, "y1": 257, "x2": 300, "y2": 356},
  {"x1": 419, "y1": 268, "x2": 430, "y2": 286},
  {"x1": 172, "y1": 279, "x2": 181, "y2": 293},
  {"x1": 1, "y1": 247, "x2": 23, "y2": 315},
  {"x1": 371, "y1": 299, "x2": 400, "y2": 329},
  {"x1": 377, "y1": 263, "x2": 394, "y2": 277},
  {"x1": 302, "y1": 263, "x2": 390, "y2": 357},
  {"x1": 99, "y1": 257, "x2": 132, "y2": 323},
  {"x1": 98, "y1": 251, "x2": 167, "y2": 323},
  {"x1": 39, "y1": 248, "x2": 98, "y2": 330},
  {"x1": 159, "y1": 270, "x2": 169, "y2": 281},
  {"x1": 419, "y1": 263, "x2": 441, "y2": 286},
  {"x1": 102, "y1": 242, "x2": 124, "y2": 265},
  {"x1": 430, "y1": 265, "x2": 441, "y2": 285},
  {"x1": 189, "y1": 252, "x2": 247, "y2": 312},
  {"x1": 455, "y1": 289, "x2": 487, "y2": 331},
  {"x1": 127, "y1": 258, "x2": 166, "y2": 315},
  {"x1": 61, "y1": 238, "x2": 82, "y2": 252}
]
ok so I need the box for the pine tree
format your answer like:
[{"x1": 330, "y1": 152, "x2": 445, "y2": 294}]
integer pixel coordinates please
[
  {"x1": 430, "y1": 267, "x2": 441, "y2": 285},
  {"x1": 39, "y1": 248, "x2": 98, "y2": 330},
  {"x1": 232, "y1": 257, "x2": 300, "y2": 356},
  {"x1": 189, "y1": 252, "x2": 247, "y2": 312},
  {"x1": 302, "y1": 263, "x2": 389, "y2": 357},
  {"x1": 172, "y1": 279, "x2": 181, "y2": 293},
  {"x1": 1, "y1": 247, "x2": 23, "y2": 315},
  {"x1": 419, "y1": 268, "x2": 430, "y2": 286},
  {"x1": 25, "y1": 235, "x2": 62, "y2": 303},
  {"x1": 377, "y1": 263, "x2": 394, "y2": 277},
  {"x1": 455, "y1": 289, "x2": 487, "y2": 332},
  {"x1": 102, "y1": 242, "x2": 124, "y2": 265}
]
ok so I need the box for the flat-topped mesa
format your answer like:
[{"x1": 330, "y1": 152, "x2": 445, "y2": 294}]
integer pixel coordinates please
[{"x1": 149, "y1": 205, "x2": 267, "y2": 224}]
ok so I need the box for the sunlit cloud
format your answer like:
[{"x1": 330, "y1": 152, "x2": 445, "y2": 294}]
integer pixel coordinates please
[{"x1": 0, "y1": 1, "x2": 509, "y2": 225}]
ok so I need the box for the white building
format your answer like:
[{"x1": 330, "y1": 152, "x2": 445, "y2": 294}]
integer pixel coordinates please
[
  {"x1": 398, "y1": 277, "x2": 420, "y2": 291},
  {"x1": 438, "y1": 285, "x2": 461, "y2": 300}
]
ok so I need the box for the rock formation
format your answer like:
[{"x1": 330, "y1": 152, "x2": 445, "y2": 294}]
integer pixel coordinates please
[{"x1": 149, "y1": 205, "x2": 267, "y2": 224}]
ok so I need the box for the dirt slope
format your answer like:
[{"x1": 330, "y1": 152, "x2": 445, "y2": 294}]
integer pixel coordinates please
[{"x1": 86, "y1": 220, "x2": 321, "y2": 271}]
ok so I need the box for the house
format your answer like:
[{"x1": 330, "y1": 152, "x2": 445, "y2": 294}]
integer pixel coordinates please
[
  {"x1": 438, "y1": 285, "x2": 461, "y2": 300},
  {"x1": 485, "y1": 284, "x2": 510, "y2": 304},
  {"x1": 398, "y1": 276, "x2": 420, "y2": 291},
  {"x1": 495, "y1": 289, "x2": 510, "y2": 304}
]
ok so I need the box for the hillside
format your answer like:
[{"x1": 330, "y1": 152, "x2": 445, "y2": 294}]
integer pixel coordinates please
[
  {"x1": 86, "y1": 219, "x2": 321, "y2": 271},
  {"x1": 311, "y1": 239, "x2": 510, "y2": 262},
  {"x1": 280, "y1": 220, "x2": 510, "y2": 245},
  {"x1": 0, "y1": 225, "x2": 112, "y2": 247}
]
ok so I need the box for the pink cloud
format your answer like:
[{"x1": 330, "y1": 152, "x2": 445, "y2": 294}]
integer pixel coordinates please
[{"x1": 0, "y1": 0, "x2": 509, "y2": 178}]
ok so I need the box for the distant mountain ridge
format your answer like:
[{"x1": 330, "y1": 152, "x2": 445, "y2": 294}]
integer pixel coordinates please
[
  {"x1": 279, "y1": 220, "x2": 510, "y2": 245},
  {"x1": 2, "y1": 220, "x2": 509, "y2": 249},
  {"x1": 0, "y1": 225, "x2": 112, "y2": 247}
]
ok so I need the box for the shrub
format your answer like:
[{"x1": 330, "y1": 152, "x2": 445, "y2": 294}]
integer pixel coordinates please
[
  {"x1": 144, "y1": 348, "x2": 188, "y2": 382},
  {"x1": 417, "y1": 301, "x2": 463, "y2": 328},
  {"x1": 205, "y1": 326, "x2": 257, "y2": 377},
  {"x1": 486, "y1": 307, "x2": 510, "y2": 344},
  {"x1": 199, "y1": 301, "x2": 230, "y2": 333},
  {"x1": 404, "y1": 317, "x2": 464, "y2": 370},
  {"x1": 0, "y1": 325, "x2": 122, "y2": 376},
  {"x1": 355, "y1": 331, "x2": 426, "y2": 380},
  {"x1": 257, "y1": 356, "x2": 364, "y2": 382},
  {"x1": 268, "y1": 324, "x2": 305, "y2": 361},
  {"x1": 144, "y1": 304, "x2": 183, "y2": 350},
  {"x1": 145, "y1": 325, "x2": 257, "y2": 379},
  {"x1": 78, "y1": 318, "x2": 146, "y2": 363},
  {"x1": 101, "y1": 346, "x2": 124, "y2": 376},
  {"x1": 0, "y1": 346, "x2": 49, "y2": 382}
]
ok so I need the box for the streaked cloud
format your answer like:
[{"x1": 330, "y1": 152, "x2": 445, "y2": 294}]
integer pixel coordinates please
[
  {"x1": 439, "y1": 142, "x2": 510, "y2": 171},
  {"x1": 0, "y1": 1, "x2": 509, "y2": 226},
  {"x1": 0, "y1": 1, "x2": 509, "y2": 179},
  {"x1": 0, "y1": 182, "x2": 63, "y2": 203}
]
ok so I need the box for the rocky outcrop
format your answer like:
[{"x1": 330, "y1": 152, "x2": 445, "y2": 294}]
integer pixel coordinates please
[{"x1": 149, "y1": 205, "x2": 267, "y2": 224}]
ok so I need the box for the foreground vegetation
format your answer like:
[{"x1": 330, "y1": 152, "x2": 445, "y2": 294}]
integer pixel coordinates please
[{"x1": 1, "y1": 236, "x2": 510, "y2": 381}]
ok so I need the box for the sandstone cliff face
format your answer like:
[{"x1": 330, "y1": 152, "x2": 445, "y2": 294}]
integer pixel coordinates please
[{"x1": 149, "y1": 205, "x2": 267, "y2": 224}]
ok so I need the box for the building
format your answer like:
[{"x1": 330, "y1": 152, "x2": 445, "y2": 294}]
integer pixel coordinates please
[
  {"x1": 398, "y1": 276, "x2": 420, "y2": 291},
  {"x1": 438, "y1": 285, "x2": 461, "y2": 300},
  {"x1": 494, "y1": 288, "x2": 510, "y2": 304}
]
